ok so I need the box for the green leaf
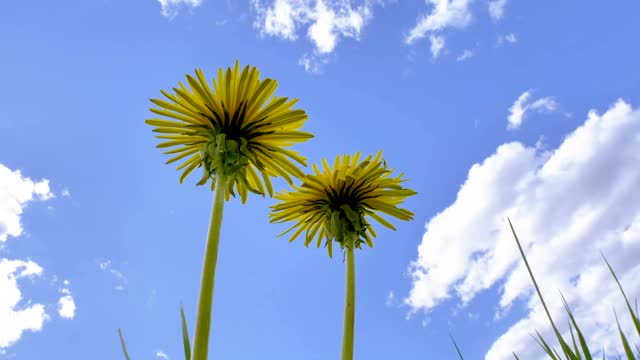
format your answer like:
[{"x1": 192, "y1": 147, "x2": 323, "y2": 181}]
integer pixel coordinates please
[
  {"x1": 602, "y1": 253, "x2": 640, "y2": 338},
  {"x1": 508, "y1": 218, "x2": 576, "y2": 360},
  {"x1": 449, "y1": 333, "x2": 465, "y2": 360},
  {"x1": 614, "y1": 308, "x2": 636, "y2": 360},
  {"x1": 118, "y1": 328, "x2": 131, "y2": 360},
  {"x1": 533, "y1": 331, "x2": 559, "y2": 360},
  {"x1": 560, "y1": 291, "x2": 592, "y2": 360},
  {"x1": 180, "y1": 304, "x2": 192, "y2": 360}
]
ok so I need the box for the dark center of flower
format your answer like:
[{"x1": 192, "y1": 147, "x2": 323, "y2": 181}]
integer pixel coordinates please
[{"x1": 320, "y1": 175, "x2": 373, "y2": 248}]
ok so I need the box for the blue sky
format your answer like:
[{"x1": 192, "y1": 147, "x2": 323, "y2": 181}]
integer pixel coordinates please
[{"x1": 1, "y1": 0, "x2": 640, "y2": 359}]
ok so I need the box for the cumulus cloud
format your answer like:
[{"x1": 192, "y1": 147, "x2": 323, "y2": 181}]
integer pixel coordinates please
[
  {"x1": 157, "y1": 0, "x2": 202, "y2": 18},
  {"x1": 0, "y1": 164, "x2": 53, "y2": 243},
  {"x1": 0, "y1": 259, "x2": 47, "y2": 348},
  {"x1": 0, "y1": 164, "x2": 69, "y2": 350},
  {"x1": 507, "y1": 90, "x2": 559, "y2": 130},
  {"x1": 488, "y1": 0, "x2": 508, "y2": 20},
  {"x1": 405, "y1": 0, "x2": 472, "y2": 46},
  {"x1": 406, "y1": 100, "x2": 640, "y2": 358},
  {"x1": 57, "y1": 280, "x2": 76, "y2": 319},
  {"x1": 252, "y1": 0, "x2": 373, "y2": 71}
]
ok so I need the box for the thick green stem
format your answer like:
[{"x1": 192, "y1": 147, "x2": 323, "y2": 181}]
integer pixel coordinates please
[
  {"x1": 191, "y1": 174, "x2": 227, "y2": 360},
  {"x1": 341, "y1": 243, "x2": 356, "y2": 360}
]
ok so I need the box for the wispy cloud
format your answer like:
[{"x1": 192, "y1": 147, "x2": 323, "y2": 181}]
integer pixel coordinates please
[
  {"x1": 429, "y1": 35, "x2": 445, "y2": 58},
  {"x1": 156, "y1": 350, "x2": 170, "y2": 359},
  {"x1": 507, "y1": 89, "x2": 559, "y2": 130},
  {"x1": 252, "y1": 0, "x2": 375, "y2": 72},
  {"x1": 488, "y1": 0, "x2": 508, "y2": 20},
  {"x1": 405, "y1": 0, "x2": 473, "y2": 58},
  {"x1": 406, "y1": 99, "x2": 640, "y2": 358},
  {"x1": 60, "y1": 188, "x2": 71, "y2": 198},
  {"x1": 456, "y1": 49, "x2": 473, "y2": 61},
  {"x1": 497, "y1": 32, "x2": 517, "y2": 45},
  {"x1": 98, "y1": 260, "x2": 127, "y2": 291},
  {"x1": 157, "y1": 0, "x2": 203, "y2": 18}
]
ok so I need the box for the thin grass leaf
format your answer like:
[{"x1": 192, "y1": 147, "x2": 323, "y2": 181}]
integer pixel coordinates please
[
  {"x1": 560, "y1": 291, "x2": 592, "y2": 360},
  {"x1": 513, "y1": 352, "x2": 521, "y2": 360},
  {"x1": 568, "y1": 319, "x2": 582, "y2": 359},
  {"x1": 180, "y1": 303, "x2": 191, "y2": 360},
  {"x1": 508, "y1": 218, "x2": 577, "y2": 359},
  {"x1": 449, "y1": 333, "x2": 465, "y2": 360},
  {"x1": 602, "y1": 253, "x2": 640, "y2": 337},
  {"x1": 614, "y1": 308, "x2": 637, "y2": 360},
  {"x1": 118, "y1": 328, "x2": 131, "y2": 360},
  {"x1": 533, "y1": 331, "x2": 560, "y2": 360}
]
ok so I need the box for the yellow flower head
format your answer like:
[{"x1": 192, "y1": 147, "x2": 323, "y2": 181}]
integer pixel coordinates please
[
  {"x1": 270, "y1": 151, "x2": 416, "y2": 257},
  {"x1": 146, "y1": 61, "x2": 313, "y2": 203}
]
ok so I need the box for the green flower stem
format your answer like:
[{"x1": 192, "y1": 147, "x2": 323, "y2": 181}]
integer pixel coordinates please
[
  {"x1": 341, "y1": 242, "x2": 356, "y2": 360},
  {"x1": 192, "y1": 173, "x2": 227, "y2": 360}
]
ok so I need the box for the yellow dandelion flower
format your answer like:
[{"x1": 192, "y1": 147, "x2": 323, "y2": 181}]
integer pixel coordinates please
[
  {"x1": 270, "y1": 150, "x2": 416, "y2": 258},
  {"x1": 146, "y1": 61, "x2": 313, "y2": 203},
  {"x1": 270, "y1": 151, "x2": 416, "y2": 360}
]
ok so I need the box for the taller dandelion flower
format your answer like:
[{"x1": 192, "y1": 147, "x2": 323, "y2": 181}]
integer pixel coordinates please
[
  {"x1": 270, "y1": 151, "x2": 416, "y2": 360},
  {"x1": 146, "y1": 62, "x2": 312, "y2": 360}
]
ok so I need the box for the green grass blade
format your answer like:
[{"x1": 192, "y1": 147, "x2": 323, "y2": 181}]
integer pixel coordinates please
[
  {"x1": 118, "y1": 328, "x2": 132, "y2": 360},
  {"x1": 568, "y1": 320, "x2": 580, "y2": 359},
  {"x1": 614, "y1": 308, "x2": 637, "y2": 360},
  {"x1": 534, "y1": 331, "x2": 560, "y2": 360},
  {"x1": 508, "y1": 218, "x2": 577, "y2": 359},
  {"x1": 180, "y1": 303, "x2": 192, "y2": 360},
  {"x1": 560, "y1": 291, "x2": 592, "y2": 359},
  {"x1": 449, "y1": 333, "x2": 465, "y2": 360},
  {"x1": 602, "y1": 253, "x2": 640, "y2": 337},
  {"x1": 513, "y1": 352, "x2": 521, "y2": 360}
]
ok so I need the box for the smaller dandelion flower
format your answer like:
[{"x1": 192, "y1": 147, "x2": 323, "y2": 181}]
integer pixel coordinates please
[
  {"x1": 270, "y1": 151, "x2": 416, "y2": 360},
  {"x1": 145, "y1": 62, "x2": 313, "y2": 360},
  {"x1": 270, "y1": 151, "x2": 416, "y2": 257}
]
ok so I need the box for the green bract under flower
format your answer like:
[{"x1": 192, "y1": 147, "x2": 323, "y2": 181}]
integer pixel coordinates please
[
  {"x1": 146, "y1": 61, "x2": 313, "y2": 203},
  {"x1": 270, "y1": 151, "x2": 417, "y2": 257}
]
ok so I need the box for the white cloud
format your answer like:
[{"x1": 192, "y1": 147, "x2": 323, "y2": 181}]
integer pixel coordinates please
[
  {"x1": 456, "y1": 49, "x2": 473, "y2": 61},
  {"x1": 0, "y1": 164, "x2": 53, "y2": 243},
  {"x1": 252, "y1": 0, "x2": 373, "y2": 70},
  {"x1": 406, "y1": 99, "x2": 640, "y2": 358},
  {"x1": 156, "y1": 350, "x2": 170, "y2": 359},
  {"x1": 386, "y1": 291, "x2": 395, "y2": 307},
  {"x1": 98, "y1": 260, "x2": 127, "y2": 290},
  {"x1": 57, "y1": 280, "x2": 76, "y2": 319},
  {"x1": 429, "y1": 35, "x2": 445, "y2": 58},
  {"x1": 60, "y1": 188, "x2": 71, "y2": 198},
  {"x1": 488, "y1": 0, "x2": 508, "y2": 20},
  {"x1": 507, "y1": 90, "x2": 559, "y2": 130},
  {"x1": 157, "y1": 0, "x2": 202, "y2": 18},
  {"x1": 0, "y1": 259, "x2": 47, "y2": 348},
  {"x1": 0, "y1": 164, "x2": 70, "y2": 350},
  {"x1": 497, "y1": 32, "x2": 517, "y2": 45},
  {"x1": 405, "y1": 0, "x2": 473, "y2": 45}
]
